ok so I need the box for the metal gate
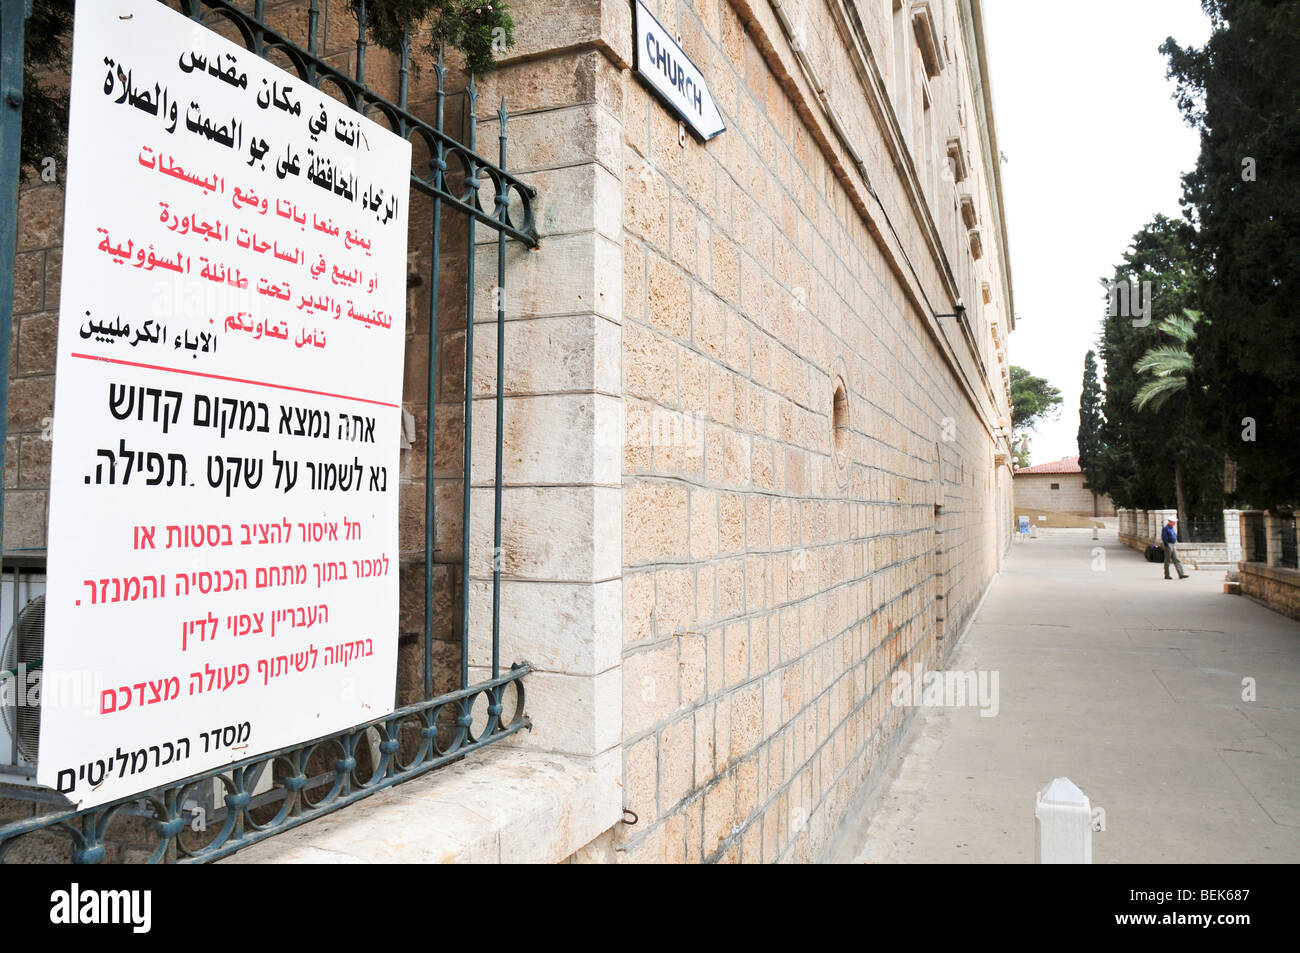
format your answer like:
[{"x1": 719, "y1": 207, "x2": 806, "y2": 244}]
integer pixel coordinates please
[{"x1": 0, "y1": 0, "x2": 537, "y2": 862}]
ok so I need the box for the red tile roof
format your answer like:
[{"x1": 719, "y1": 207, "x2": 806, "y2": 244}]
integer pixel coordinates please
[{"x1": 1014, "y1": 455, "x2": 1082, "y2": 475}]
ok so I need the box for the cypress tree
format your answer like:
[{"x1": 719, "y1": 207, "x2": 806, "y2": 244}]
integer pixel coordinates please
[
  {"x1": 1163, "y1": 0, "x2": 1300, "y2": 509},
  {"x1": 1077, "y1": 350, "x2": 1103, "y2": 483}
]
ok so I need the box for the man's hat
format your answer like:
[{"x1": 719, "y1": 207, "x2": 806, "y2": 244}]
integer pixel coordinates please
[{"x1": 1168, "y1": 516, "x2": 1178, "y2": 522}]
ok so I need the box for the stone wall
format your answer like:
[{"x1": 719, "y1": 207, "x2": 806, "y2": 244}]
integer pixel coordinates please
[
  {"x1": 1118, "y1": 508, "x2": 1177, "y2": 550},
  {"x1": 4, "y1": 0, "x2": 1015, "y2": 862},
  {"x1": 1116, "y1": 508, "x2": 1240, "y2": 570},
  {"x1": 1239, "y1": 564, "x2": 1300, "y2": 623},
  {"x1": 1236, "y1": 510, "x2": 1300, "y2": 622},
  {"x1": 610, "y1": 0, "x2": 1013, "y2": 862},
  {"x1": 6, "y1": 171, "x2": 60, "y2": 549},
  {"x1": 1013, "y1": 473, "x2": 1112, "y2": 517}
]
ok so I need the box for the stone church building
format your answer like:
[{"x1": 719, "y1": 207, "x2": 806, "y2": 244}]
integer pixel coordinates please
[{"x1": 3, "y1": 0, "x2": 1014, "y2": 862}]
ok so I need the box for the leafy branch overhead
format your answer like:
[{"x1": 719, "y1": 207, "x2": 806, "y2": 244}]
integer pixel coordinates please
[
  {"x1": 16, "y1": 0, "x2": 517, "y2": 173},
  {"x1": 351, "y1": 0, "x2": 515, "y2": 76},
  {"x1": 1007, "y1": 365, "x2": 1060, "y2": 469},
  {"x1": 18, "y1": 0, "x2": 75, "y2": 172},
  {"x1": 1009, "y1": 366, "x2": 1063, "y2": 433}
]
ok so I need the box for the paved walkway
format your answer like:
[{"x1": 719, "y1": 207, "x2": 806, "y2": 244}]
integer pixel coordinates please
[{"x1": 830, "y1": 529, "x2": 1300, "y2": 863}]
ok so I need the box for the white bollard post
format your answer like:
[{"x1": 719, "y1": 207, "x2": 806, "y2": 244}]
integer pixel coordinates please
[{"x1": 1035, "y1": 777, "x2": 1092, "y2": 863}]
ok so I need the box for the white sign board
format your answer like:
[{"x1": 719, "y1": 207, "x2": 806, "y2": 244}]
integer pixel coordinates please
[
  {"x1": 40, "y1": 0, "x2": 411, "y2": 808},
  {"x1": 632, "y1": 0, "x2": 725, "y2": 141}
]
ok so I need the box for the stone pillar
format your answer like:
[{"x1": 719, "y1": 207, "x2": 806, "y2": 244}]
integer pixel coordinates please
[
  {"x1": 1224, "y1": 509, "x2": 1241, "y2": 564},
  {"x1": 1266, "y1": 510, "x2": 1284, "y2": 567},
  {"x1": 1240, "y1": 510, "x2": 1263, "y2": 562},
  {"x1": 458, "y1": 1, "x2": 633, "y2": 769}
]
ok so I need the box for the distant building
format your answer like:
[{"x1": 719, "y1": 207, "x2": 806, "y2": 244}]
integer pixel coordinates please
[{"x1": 1014, "y1": 457, "x2": 1115, "y2": 517}]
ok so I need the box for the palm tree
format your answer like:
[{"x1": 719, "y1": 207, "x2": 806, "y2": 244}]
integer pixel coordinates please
[
  {"x1": 1011, "y1": 434, "x2": 1031, "y2": 470},
  {"x1": 1132, "y1": 309, "x2": 1200, "y2": 528},
  {"x1": 1132, "y1": 310, "x2": 1199, "y2": 411}
]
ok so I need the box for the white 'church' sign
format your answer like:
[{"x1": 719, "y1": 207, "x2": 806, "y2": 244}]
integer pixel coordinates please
[{"x1": 632, "y1": 0, "x2": 726, "y2": 141}]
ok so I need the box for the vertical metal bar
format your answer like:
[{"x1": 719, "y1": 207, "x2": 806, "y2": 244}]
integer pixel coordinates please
[
  {"x1": 354, "y1": 0, "x2": 366, "y2": 85},
  {"x1": 307, "y1": 0, "x2": 319, "y2": 58},
  {"x1": 0, "y1": 0, "x2": 32, "y2": 568},
  {"x1": 253, "y1": 0, "x2": 265, "y2": 56},
  {"x1": 8, "y1": 566, "x2": 17, "y2": 766},
  {"x1": 423, "y1": 51, "x2": 446, "y2": 702},
  {"x1": 397, "y1": 33, "x2": 409, "y2": 114},
  {"x1": 491, "y1": 99, "x2": 507, "y2": 684},
  {"x1": 459, "y1": 75, "x2": 478, "y2": 694}
]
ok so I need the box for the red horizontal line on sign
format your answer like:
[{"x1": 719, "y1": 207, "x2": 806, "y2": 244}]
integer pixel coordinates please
[{"x1": 68, "y1": 353, "x2": 400, "y2": 408}]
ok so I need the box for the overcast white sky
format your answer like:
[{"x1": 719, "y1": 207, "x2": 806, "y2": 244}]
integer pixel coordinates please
[{"x1": 981, "y1": 0, "x2": 1211, "y2": 464}]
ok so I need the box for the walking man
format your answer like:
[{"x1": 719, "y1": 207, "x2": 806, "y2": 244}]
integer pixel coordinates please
[{"x1": 1162, "y1": 516, "x2": 1188, "y2": 580}]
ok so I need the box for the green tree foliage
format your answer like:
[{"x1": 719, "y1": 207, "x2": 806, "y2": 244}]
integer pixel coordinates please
[
  {"x1": 1011, "y1": 434, "x2": 1031, "y2": 470},
  {"x1": 1077, "y1": 350, "x2": 1104, "y2": 480},
  {"x1": 1010, "y1": 365, "x2": 1062, "y2": 432},
  {"x1": 16, "y1": 1, "x2": 515, "y2": 173},
  {"x1": 1132, "y1": 309, "x2": 1205, "y2": 526},
  {"x1": 1094, "y1": 216, "x2": 1221, "y2": 522},
  {"x1": 1009, "y1": 365, "x2": 1061, "y2": 467},
  {"x1": 351, "y1": 0, "x2": 514, "y2": 76},
  {"x1": 1162, "y1": 1, "x2": 1300, "y2": 510},
  {"x1": 18, "y1": 0, "x2": 74, "y2": 173},
  {"x1": 1133, "y1": 310, "x2": 1199, "y2": 413}
]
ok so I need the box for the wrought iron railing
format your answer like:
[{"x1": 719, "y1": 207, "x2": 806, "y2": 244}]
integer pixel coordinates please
[
  {"x1": 1281, "y1": 515, "x2": 1298, "y2": 570},
  {"x1": 0, "y1": 0, "x2": 537, "y2": 862},
  {"x1": 1182, "y1": 518, "x2": 1225, "y2": 544},
  {"x1": 1246, "y1": 514, "x2": 1268, "y2": 563}
]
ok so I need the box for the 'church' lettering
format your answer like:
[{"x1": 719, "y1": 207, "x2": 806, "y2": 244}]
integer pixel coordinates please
[{"x1": 644, "y1": 32, "x2": 704, "y2": 116}]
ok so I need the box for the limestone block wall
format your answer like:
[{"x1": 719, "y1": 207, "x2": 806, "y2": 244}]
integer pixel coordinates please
[
  {"x1": 1116, "y1": 508, "x2": 1235, "y2": 569},
  {"x1": 1013, "y1": 473, "x2": 1112, "y2": 516},
  {"x1": 1240, "y1": 565, "x2": 1300, "y2": 621},
  {"x1": 1118, "y1": 508, "x2": 1177, "y2": 550},
  {"x1": 5, "y1": 0, "x2": 1014, "y2": 863},
  {"x1": 6, "y1": 173, "x2": 60, "y2": 549},
  {"x1": 611, "y1": 0, "x2": 1010, "y2": 862},
  {"x1": 1237, "y1": 510, "x2": 1300, "y2": 621}
]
